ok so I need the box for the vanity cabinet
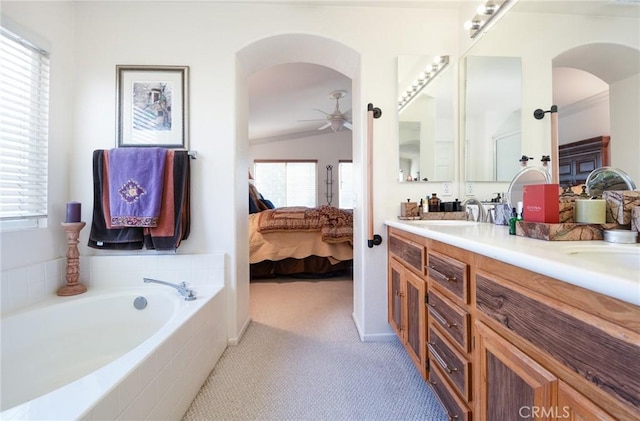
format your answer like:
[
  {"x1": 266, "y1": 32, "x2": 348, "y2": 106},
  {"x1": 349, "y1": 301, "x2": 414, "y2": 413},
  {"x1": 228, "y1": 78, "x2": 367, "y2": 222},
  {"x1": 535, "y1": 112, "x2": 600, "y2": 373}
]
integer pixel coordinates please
[
  {"x1": 388, "y1": 228, "x2": 428, "y2": 380},
  {"x1": 386, "y1": 225, "x2": 640, "y2": 421},
  {"x1": 474, "y1": 258, "x2": 638, "y2": 421},
  {"x1": 426, "y1": 243, "x2": 473, "y2": 420}
]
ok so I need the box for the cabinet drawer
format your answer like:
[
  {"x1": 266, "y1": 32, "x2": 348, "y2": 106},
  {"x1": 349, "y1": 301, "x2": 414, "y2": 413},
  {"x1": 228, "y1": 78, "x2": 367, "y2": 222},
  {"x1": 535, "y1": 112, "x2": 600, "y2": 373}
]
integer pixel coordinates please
[
  {"x1": 428, "y1": 326, "x2": 471, "y2": 402},
  {"x1": 476, "y1": 272, "x2": 640, "y2": 412},
  {"x1": 389, "y1": 234, "x2": 425, "y2": 275},
  {"x1": 428, "y1": 250, "x2": 469, "y2": 303},
  {"x1": 427, "y1": 288, "x2": 471, "y2": 352},
  {"x1": 428, "y1": 362, "x2": 471, "y2": 421}
]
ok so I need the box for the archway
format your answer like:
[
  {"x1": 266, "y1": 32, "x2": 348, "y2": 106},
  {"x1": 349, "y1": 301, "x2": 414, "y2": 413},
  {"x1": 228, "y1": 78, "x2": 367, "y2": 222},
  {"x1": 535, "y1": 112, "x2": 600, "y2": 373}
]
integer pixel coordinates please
[
  {"x1": 552, "y1": 42, "x2": 640, "y2": 182},
  {"x1": 233, "y1": 34, "x2": 361, "y2": 342}
]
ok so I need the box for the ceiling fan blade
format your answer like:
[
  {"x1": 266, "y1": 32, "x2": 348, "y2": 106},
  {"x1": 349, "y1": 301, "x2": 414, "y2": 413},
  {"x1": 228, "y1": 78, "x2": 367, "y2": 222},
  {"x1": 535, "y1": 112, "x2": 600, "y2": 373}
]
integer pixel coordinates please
[
  {"x1": 298, "y1": 118, "x2": 326, "y2": 122},
  {"x1": 343, "y1": 121, "x2": 353, "y2": 130},
  {"x1": 317, "y1": 122, "x2": 331, "y2": 130},
  {"x1": 313, "y1": 108, "x2": 330, "y2": 116}
]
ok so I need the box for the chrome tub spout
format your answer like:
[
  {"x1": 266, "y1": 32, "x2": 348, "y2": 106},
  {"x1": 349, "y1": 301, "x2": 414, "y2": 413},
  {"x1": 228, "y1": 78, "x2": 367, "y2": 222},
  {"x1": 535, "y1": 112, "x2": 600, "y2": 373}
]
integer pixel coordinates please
[{"x1": 143, "y1": 278, "x2": 197, "y2": 301}]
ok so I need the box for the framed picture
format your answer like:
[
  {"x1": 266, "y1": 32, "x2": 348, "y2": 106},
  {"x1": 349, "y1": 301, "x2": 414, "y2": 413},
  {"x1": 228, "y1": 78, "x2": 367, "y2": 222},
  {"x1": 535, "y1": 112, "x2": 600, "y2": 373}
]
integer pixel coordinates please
[{"x1": 116, "y1": 65, "x2": 189, "y2": 148}]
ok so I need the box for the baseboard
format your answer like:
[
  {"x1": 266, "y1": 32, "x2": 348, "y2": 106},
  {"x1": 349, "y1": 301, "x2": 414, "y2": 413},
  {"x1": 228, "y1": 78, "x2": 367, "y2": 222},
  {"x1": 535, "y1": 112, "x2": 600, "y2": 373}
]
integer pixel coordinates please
[
  {"x1": 227, "y1": 315, "x2": 251, "y2": 346},
  {"x1": 351, "y1": 312, "x2": 397, "y2": 342}
]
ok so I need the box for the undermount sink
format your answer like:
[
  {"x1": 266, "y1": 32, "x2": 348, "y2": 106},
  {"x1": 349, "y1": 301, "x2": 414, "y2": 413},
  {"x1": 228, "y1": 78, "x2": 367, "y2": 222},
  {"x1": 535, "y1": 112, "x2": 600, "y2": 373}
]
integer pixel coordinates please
[
  {"x1": 561, "y1": 244, "x2": 640, "y2": 272},
  {"x1": 402, "y1": 220, "x2": 479, "y2": 227}
]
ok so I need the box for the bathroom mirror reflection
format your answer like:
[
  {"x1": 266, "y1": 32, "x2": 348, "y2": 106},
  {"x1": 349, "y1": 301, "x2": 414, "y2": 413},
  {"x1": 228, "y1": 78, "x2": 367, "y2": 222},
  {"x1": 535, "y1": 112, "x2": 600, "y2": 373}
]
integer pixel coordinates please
[
  {"x1": 397, "y1": 55, "x2": 455, "y2": 182},
  {"x1": 461, "y1": 0, "x2": 640, "y2": 185},
  {"x1": 464, "y1": 56, "x2": 522, "y2": 182}
]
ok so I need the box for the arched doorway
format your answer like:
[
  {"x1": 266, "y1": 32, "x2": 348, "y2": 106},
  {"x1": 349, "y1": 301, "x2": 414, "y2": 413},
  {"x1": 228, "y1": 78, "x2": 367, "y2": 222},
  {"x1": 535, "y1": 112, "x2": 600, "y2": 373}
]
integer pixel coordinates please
[
  {"x1": 234, "y1": 34, "x2": 361, "y2": 341},
  {"x1": 552, "y1": 42, "x2": 640, "y2": 183}
]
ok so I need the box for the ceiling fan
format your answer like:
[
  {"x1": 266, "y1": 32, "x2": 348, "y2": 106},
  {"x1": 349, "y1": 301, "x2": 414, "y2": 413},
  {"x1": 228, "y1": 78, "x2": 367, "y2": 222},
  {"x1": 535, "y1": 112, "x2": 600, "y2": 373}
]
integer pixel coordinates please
[{"x1": 302, "y1": 90, "x2": 352, "y2": 132}]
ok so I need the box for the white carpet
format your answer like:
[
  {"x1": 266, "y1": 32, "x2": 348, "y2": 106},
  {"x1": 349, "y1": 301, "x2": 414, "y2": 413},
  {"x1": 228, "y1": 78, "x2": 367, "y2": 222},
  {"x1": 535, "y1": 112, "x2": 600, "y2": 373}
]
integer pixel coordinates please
[{"x1": 182, "y1": 278, "x2": 447, "y2": 421}]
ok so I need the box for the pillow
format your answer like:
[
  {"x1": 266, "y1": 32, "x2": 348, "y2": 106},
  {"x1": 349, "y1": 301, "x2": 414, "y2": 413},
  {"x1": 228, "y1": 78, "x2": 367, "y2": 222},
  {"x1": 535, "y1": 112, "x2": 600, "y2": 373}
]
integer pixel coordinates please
[{"x1": 260, "y1": 198, "x2": 275, "y2": 209}]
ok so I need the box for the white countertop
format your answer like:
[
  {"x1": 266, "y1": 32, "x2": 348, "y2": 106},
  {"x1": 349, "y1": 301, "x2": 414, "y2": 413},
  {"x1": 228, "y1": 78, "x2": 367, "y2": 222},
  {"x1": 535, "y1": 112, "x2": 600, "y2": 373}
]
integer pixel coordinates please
[{"x1": 385, "y1": 219, "x2": 640, "y2": 306}]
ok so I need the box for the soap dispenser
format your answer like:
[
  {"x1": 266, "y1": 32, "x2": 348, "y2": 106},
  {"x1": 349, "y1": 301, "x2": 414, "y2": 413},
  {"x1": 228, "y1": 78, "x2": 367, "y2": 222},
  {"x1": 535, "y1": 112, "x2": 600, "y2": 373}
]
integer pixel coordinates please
[{"x1": 428, "y1": 193, "x2": 441, "y2": 212}]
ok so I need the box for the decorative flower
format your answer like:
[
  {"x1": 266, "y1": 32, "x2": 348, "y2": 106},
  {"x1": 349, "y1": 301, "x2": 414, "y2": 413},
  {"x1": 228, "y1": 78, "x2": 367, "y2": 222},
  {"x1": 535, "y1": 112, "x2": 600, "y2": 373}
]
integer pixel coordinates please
[{"x1": 118, "y1": 179, "x2": 146, "y2": 203}]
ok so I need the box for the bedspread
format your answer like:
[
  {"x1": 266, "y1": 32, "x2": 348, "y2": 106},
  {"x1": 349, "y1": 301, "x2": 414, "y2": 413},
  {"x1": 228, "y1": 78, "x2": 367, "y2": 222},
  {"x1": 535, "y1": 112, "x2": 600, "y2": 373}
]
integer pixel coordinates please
[
  {"x1": 249, "y1": 212, "x2": 353, "y2": 264},
  {"x1": 256, "y1": 205, "x2": 353, "y2": 244}
]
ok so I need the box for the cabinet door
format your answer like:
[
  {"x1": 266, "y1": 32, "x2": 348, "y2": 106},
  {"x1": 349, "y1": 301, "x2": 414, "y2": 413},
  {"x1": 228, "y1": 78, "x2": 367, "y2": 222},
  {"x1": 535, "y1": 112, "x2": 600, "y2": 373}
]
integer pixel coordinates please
[
  {"x1": 557, "y1": 381, "x2": 616, "y2": 421},
  {"x1": 405, "y1": 269, "x2": 426, "y2": 379},
  {"x1": 388, "y1": 258, "x2": 404, "y2": 339},
  {"x1": 476, "y1": 322, "x2": 558, "y2": 421}
]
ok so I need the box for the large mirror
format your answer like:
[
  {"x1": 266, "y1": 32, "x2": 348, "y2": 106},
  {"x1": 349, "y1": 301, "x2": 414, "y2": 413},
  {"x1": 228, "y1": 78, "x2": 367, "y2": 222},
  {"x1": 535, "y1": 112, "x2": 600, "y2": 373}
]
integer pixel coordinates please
[
  {"x1": 462, "y1": 0, "x2": 640, "y2": 185},
  {"x1": 464, "y1": 56, "x2": 522, "y2": 182},
  {"x1": 397, "y1": 55, "x2": 455, "y2": 182}
]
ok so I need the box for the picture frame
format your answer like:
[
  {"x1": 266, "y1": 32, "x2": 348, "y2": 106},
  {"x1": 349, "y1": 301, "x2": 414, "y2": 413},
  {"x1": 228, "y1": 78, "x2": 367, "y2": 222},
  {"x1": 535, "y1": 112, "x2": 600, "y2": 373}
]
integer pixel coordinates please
[{"x1": 116, "y1": 65, "x2": 189, "y2": 148}]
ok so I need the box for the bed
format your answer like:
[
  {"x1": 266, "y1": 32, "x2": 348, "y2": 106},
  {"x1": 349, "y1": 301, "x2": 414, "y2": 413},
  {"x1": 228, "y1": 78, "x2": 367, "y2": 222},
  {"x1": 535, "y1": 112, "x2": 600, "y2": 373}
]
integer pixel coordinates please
[{"x1": 249, "y1": 205, "x2": 353, "y2": 279}]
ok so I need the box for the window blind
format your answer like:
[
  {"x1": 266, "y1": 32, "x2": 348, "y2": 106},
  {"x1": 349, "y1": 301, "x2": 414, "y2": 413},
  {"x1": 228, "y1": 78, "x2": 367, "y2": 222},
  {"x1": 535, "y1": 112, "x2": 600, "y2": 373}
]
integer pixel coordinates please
[
  {"x1": 0, "y1": 26, "x2": 50, "y2": 223},
  {"x1": 338, "y1": 161, "x2": 353, "y2": 209},
  {"x1": 253, "y1": 161, "x2": 317, "y2": 207}
]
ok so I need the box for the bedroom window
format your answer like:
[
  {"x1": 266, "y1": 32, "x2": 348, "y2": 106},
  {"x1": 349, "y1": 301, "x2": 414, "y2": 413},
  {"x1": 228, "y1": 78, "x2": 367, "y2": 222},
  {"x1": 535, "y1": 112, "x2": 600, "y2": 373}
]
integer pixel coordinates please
[
  {"x1": 338, "y1": 161, "x2": 353, "y2": 209},
  {"x1": 253, "y1": 160, "x2": 317, "y2": 207},
  {"x1": 0, "y1": 26, "x2": 50, "y2": 231}
]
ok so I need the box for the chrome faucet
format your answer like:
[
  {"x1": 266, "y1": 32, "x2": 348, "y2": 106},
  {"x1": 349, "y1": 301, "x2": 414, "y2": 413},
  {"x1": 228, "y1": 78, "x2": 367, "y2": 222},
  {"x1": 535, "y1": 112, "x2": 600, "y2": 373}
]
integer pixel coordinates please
[
  {"x1": 461, "y1": 198, "x2": 487, "y2": 222},
  {"x1": 143, "y1": 278, "x2": 197, "y2": 301}
]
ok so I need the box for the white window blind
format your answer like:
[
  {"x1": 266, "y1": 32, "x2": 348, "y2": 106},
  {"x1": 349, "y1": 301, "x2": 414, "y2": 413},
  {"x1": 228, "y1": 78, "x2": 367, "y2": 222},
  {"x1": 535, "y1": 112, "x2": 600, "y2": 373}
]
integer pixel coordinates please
[
  {"x1": 253, "y1": 161, "x2": 317, "y2": 208},
  {"x1": 0, "y1": 26, "x2": 50, "y2": 226},
  {"x1": 338, "y1": 161, "x2": 353, "y2": 209}
]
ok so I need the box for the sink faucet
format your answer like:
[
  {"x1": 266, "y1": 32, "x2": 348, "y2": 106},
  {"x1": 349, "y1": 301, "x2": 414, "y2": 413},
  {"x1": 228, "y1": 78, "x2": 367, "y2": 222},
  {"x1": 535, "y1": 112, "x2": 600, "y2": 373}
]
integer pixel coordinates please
[
  {"x1": 461, "y1": 198, "x2": 487, "y2": 222},
  {"x1": 143, "y1": 278, "x2": 197, "y2": 301}
]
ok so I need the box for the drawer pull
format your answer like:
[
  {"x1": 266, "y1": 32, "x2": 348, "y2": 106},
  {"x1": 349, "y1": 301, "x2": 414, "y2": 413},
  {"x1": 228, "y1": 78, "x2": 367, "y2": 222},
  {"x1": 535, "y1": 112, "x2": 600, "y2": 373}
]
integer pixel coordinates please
[
  {"x1": 429, "y1": 265, "x2": 457, "y2": 283},
  {"x1": 395, "y1": 290, "x2": 404, "y2": 297},
  {"x1": 429, "y1": 305, "x2": 458, "y2": 329},
  {"x1": 428, "y1": 343, "x2": 458, "y2": 374}
]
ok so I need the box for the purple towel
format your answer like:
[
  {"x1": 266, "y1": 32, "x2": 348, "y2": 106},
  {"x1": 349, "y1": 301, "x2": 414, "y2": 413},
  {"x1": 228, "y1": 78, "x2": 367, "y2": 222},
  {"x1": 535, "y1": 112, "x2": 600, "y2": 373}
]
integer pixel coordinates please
[{"x1": 108, "y1": 147, "x2": 167, "y2": 227}]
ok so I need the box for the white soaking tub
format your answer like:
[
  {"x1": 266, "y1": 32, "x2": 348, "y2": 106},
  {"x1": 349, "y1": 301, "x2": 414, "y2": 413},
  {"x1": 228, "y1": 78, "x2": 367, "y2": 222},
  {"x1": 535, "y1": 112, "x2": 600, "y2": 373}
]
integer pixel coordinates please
[{"x1": 1, "y1": 282, "x2": 226, "y2": 420}]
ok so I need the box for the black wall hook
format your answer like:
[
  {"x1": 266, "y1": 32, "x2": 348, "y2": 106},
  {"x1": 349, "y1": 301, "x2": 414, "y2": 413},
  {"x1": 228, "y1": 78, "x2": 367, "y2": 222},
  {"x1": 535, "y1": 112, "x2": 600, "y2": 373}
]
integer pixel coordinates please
[
  {"x1": 533, "y1": 105, "x2": 558, "y2": 120},
  {"x1": 368, "y1": 103, "x2": 382, "y2": 119}
]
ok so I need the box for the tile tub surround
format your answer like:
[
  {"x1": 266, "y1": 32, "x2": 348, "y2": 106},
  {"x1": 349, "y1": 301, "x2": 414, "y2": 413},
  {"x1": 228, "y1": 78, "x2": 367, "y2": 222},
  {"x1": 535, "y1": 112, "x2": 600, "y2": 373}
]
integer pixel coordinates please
[
  {"x1": 1, "y1": 253, "x2": 225, "y2": 315},
  {"x1": 1, "y1": 258, "x2": 66, "y2": 315},
  {"x1": 1, "y1": 253, "x2": 227, "y2": 420},
  {"x1": 2, "y1": 284, "x2": 227, "y2": 421}
]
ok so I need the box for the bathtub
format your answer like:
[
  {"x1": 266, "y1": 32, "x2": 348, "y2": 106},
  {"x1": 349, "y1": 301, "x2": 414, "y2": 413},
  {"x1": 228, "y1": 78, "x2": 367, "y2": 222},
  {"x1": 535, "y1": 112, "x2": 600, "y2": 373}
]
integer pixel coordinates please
[{"x1": 1, "y1": 282, "x2": 227, "y2": 420}]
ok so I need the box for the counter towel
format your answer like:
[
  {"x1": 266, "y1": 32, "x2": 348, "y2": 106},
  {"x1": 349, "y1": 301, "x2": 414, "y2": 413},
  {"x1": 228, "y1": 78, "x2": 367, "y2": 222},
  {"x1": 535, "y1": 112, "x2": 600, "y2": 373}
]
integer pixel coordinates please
[
  {"x1": 88, "y1": 150, "x2": 144, "y2": 249},
  {"x1": 108, "y1": 147, "x2": 167, "y2": 227},
  {"x1": 144, "y1": 150, "x2": 191, "y2": 250}
]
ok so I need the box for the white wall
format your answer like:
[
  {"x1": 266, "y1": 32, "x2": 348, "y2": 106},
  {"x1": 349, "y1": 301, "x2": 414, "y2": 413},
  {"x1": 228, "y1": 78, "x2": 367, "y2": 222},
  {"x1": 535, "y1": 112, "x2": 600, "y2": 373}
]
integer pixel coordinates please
[
  {"x1": 1, "y1": 1, "x2": 459, "y2": 342},
  {"x1": 249, "y1": 130, "x2": 352, "y2": 206}
]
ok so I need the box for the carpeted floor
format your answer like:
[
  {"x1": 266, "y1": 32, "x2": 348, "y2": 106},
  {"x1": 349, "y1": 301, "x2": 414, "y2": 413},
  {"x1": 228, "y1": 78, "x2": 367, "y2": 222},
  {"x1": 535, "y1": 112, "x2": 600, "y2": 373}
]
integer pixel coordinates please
[{"x1": 182, "y1": 277, "x2": 447, "y2": 421}]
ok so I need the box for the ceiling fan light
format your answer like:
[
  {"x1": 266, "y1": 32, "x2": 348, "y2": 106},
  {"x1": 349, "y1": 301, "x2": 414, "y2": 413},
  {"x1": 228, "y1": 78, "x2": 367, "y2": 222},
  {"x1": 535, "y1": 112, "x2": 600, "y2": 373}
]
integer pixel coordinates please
[{"x1": 330, "y1": 119, "x2": 343, "y2": 132}]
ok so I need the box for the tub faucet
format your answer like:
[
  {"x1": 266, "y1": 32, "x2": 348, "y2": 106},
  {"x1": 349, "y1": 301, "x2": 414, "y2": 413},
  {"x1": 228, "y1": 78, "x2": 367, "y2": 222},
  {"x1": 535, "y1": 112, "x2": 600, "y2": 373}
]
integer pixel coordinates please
[
  {"x1": 143, "y1": 278, "x2": 197, "y2": 301},
  {"x1": 461, "y1": 198, "x2": 487, "y2": 222}
]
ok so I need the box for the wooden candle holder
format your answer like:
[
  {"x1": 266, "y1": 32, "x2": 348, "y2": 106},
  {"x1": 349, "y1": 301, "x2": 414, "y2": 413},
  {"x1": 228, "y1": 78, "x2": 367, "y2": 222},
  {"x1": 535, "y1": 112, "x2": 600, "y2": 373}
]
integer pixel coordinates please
[{"x1": 58, "y1": 221, "x2": 87, "y2": 296}]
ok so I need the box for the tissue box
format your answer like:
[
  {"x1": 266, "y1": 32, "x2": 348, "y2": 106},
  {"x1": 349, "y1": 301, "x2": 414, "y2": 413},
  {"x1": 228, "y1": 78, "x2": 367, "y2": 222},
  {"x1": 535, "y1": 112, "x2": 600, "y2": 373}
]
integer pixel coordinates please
[
  {"x1": 401, "y1": 202, "x2": 419, "y2": 217},
  {"x1": 603, "y1": 191, "x2": 640, "y2": 225},
  {"x1": 559, "y1": 202, "x2": 575, "y2": 223},
  {"x1": 632, "y1": 206, "x2": 640, "y2": 232},
  {"x1": 523, "y1": 184, "x2": 559, "y2": 223}
]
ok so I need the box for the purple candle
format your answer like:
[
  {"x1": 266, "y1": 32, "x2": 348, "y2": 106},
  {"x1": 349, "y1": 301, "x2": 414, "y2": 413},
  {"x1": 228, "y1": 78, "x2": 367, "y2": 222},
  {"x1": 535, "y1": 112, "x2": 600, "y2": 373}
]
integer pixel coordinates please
[{"x1": 66, "y1": 202, "x2": 81, "y2": 223}]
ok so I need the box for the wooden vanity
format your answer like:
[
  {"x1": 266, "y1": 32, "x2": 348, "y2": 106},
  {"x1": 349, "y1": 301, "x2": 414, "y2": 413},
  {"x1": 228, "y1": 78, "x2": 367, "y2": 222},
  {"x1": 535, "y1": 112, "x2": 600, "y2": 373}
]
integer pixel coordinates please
[{"x1": 386, "y1": 221, "x2": 640, "y2": 421}]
